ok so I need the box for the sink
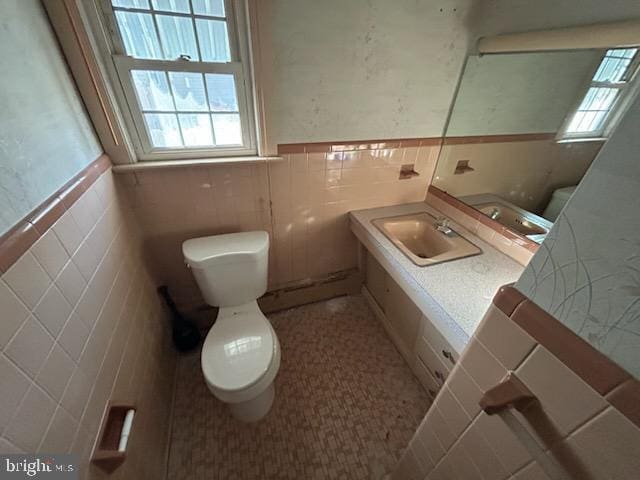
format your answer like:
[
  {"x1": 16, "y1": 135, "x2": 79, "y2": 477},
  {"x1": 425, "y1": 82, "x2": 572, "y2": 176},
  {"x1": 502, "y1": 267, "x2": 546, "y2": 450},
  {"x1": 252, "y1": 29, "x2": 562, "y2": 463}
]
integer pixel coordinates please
[
  {"x1": 459, "y1": 194, "x2": 553, "y2": 243},
  {"x1": 475, "y1": 203, "x2": 547, "y2": 236},
  {"x1": 372, "y1": 212, "x2": 481, "y2": 266}
]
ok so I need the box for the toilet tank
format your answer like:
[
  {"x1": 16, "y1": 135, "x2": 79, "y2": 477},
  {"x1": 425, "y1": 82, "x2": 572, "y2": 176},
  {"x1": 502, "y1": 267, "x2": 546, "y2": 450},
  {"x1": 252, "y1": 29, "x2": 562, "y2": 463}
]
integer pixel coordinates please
[
  {"x1": 543, "y1": 185, "x2": 577, "y2": 221},
  {"x1": 182, "y1": 231, "x2": 269, "y2": 307}
]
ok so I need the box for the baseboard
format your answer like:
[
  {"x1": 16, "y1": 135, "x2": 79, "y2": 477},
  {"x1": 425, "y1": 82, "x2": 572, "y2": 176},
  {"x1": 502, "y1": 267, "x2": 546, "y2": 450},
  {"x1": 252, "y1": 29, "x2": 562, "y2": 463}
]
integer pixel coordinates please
[
  {"x1": 258, "y1": 269, "x2": 362, "y2": 313},
  {"x1": 184, "y1": 269, "x2": 364, "y2": 325}
]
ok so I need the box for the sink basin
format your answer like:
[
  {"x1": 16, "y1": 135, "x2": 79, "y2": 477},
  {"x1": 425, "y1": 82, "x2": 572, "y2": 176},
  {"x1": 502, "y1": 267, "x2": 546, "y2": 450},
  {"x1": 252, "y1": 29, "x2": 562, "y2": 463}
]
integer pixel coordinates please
[
  {"x1": 475, "y1": 202, "x2": 550, "y2": 237},
  {"x1": 372, "y1": 212, "x2": 481, "y2": 266},
  {"x1": 459, "y1": 194, "x2": 553, "y2": 243}
]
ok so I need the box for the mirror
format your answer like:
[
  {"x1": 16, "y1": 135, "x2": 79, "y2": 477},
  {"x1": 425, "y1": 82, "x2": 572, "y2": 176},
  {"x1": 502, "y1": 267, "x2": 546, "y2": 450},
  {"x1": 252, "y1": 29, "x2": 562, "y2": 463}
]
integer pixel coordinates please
[{"x1": 432, "y1": 48, "x2": 639, "y2": 243}]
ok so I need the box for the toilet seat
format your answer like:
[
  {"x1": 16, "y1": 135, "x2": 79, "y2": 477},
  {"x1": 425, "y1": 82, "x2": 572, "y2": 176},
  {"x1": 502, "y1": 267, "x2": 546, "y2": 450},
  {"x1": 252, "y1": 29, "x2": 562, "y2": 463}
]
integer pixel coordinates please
[{"x1": 201, "y1": 301, "x2": 280, "y2": 404}]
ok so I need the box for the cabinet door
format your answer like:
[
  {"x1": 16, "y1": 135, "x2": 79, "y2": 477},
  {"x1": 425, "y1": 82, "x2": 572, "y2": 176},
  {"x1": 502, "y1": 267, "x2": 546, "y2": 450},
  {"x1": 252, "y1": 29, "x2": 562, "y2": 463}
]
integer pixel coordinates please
[
  {"x1": 365, "y1": 252, "x2": 388, "y2": 312},
  {"x1": 385, "y1": 275, "x2": 422, "y2": 353},
  {"x1": 420, "y1": 314, "x2": 458, "y2": 369}
]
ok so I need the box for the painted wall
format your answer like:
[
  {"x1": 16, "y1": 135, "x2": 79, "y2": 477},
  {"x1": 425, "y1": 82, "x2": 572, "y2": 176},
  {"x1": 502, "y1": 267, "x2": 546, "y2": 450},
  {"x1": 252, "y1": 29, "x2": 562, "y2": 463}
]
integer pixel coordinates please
[
  {"x1": 447, "y1": 51, "x2": 602, "y2": 136},
  {"x1": 257, "y1": 0, "x2": 473, "y2": 145},
  {"x1": 0, "y1": 0, "x2": 102, "y2": 236},
  {"x1": 433, "y1": 139, "x2": 601, "y2": 214},
  {"x1": 516, "y1": 93, "x2": 640, "y2": 379},
  {"x1": 118, "y1": 145, "x2": 440, "y2": 307}
]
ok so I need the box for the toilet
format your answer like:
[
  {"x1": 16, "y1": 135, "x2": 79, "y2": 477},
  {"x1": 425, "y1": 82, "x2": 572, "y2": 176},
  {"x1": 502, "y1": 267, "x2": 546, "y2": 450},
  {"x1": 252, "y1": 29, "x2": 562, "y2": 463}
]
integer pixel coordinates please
[{"x1": 182, "y1": 231, "x2": 280, "y2": 422}]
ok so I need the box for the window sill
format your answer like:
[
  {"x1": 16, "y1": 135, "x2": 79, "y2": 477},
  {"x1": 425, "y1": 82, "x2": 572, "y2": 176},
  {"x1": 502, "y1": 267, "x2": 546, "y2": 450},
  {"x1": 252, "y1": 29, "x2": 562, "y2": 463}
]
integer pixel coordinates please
[
  {"x1": 556, "y1": 137, "x2": 607, "y2": 144},
  {"x1": 111, "y1": 156, "x2": 283, "y2": 173}
]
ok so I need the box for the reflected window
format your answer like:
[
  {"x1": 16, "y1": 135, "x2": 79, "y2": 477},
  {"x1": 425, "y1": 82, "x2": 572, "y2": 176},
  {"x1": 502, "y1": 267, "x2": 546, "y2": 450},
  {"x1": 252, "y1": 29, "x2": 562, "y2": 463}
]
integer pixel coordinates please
[
  {"x1": 562, "y1": 48, "x2": 639, "y2": 139},
  {"x1": 223, "y1": 336, "x2": 262, "y2": 357}
]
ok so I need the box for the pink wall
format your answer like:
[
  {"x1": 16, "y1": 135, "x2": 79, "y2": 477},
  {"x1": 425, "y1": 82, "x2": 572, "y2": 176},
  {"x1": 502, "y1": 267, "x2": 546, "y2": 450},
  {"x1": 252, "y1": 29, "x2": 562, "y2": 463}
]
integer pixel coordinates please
[
  {"x1": 0, "y1": 167, "x2": 176, "y2": 479},
  {"x1": 118, "y1": 143, "x2": 440, "y2": 308}
]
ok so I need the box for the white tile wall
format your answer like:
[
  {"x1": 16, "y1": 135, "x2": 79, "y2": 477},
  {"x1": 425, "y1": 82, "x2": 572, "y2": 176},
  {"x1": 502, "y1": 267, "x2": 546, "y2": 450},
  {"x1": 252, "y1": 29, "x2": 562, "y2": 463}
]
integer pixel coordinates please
[{"x1": 0, "y1": 169, "x2": 176, "y2": 479}]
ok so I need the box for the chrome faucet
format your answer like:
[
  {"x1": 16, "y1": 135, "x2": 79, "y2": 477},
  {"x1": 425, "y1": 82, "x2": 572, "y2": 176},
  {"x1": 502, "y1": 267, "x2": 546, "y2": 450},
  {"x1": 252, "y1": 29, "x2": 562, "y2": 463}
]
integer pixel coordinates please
[
  {"x1": 489, "y1": 208, "x2": 500, "y2": 220},
  {"x1": 435, "y1": 217, "x2": 453, "y2": 236}
]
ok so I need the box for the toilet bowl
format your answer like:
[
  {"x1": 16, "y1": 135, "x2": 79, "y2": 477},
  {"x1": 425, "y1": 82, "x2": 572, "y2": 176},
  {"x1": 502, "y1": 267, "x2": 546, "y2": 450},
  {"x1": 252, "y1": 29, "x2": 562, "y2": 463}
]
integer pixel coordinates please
[{"x1": 182, "y1": 231, "x2": 280, "y2": 422}]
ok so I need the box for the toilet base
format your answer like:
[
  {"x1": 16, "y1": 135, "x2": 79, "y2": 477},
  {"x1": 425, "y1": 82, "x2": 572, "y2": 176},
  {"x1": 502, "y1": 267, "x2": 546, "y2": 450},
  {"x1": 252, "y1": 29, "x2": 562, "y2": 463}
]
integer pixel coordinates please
[{"x1": 229, "y1": 383, "x2": 275, "y2": 422}]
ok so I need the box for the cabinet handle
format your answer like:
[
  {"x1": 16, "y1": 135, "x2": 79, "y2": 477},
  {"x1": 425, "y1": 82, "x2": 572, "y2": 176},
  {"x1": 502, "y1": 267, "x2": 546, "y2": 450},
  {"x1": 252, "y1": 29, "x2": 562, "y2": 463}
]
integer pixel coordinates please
[
  {"x1": 442, "y1": 349, "x2": 455, "y2": 364},
  {"x1": 434, "y1": 370, "x2": 445, "y2": 382}
]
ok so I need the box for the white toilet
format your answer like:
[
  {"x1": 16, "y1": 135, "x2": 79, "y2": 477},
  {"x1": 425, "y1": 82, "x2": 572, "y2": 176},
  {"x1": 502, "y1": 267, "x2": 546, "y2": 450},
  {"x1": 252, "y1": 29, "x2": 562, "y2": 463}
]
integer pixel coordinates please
[{"x1": 182, "y1": 231, "x2": 280, "y2": 422}]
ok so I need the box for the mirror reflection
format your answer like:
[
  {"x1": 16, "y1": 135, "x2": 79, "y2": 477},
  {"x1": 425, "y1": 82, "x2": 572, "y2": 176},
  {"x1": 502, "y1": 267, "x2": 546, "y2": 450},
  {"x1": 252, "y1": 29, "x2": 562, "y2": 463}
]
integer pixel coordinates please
[{"x1": 432, "y1": 48, "x2": 639, "y2": 243}]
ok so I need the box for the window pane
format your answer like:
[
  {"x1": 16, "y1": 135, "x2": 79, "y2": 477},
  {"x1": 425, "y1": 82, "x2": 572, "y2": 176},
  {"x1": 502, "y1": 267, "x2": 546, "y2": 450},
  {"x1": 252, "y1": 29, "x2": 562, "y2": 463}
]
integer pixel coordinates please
[
  {"x1": 112, "y1": 0, "x2": 150, "y2": 7},
  {"x1": 179, "y1": 114, "x2": 214, "y2": 146},
  {"x1": 205, "y1": 74, "x2": 238, "y2": 111},
  {"x1": 593, "y1": 55, "x2": 633, "y2": 83},
  {"x1": 151, "y1": 0, "x2": 190, "y2": 13},
  {"x1": 619, "y1": 48, "x2": 638, "y2": 59},
  {"x1": 211, "y1": 114, "x2": 242, "y2": 145},
  {"x1": 192, "y1": 0, "x2": 225, "y2": 17},
  {"x1": 131, "y1": 70, "x2": 174, "y2": 110},
  {"x1": 168, "y1": 72, "x2": 208, "y2": 111},
  {"x1": 578, "y1": 87, "x2": 618, "y2": 112},
  {"x1": 115, "y1": 11, "x2": 163, "y2": 59},
  {"x1": 195, "y1": 19, "x2": 230, "y2": 62},
  {"x1": 156, "y1": 14, "x2": 199, "y2": 60},
  {"x1": 144, "y1": 114, "x2": 182, "y2": 147}
]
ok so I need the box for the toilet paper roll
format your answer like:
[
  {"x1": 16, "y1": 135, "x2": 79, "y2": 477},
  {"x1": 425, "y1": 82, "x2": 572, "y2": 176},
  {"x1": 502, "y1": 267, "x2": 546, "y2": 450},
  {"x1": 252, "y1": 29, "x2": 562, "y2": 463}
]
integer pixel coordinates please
[{"x1": 117, "y1": 409, "x2": 135, "y2": 452}]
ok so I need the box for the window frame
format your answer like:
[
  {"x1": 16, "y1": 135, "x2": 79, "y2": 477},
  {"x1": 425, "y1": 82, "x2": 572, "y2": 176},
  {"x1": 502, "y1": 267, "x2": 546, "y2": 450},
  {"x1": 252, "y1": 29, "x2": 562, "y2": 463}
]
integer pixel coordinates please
[
  {"x1": 97, "y1": 0, "x2": 257, "y2": 161},
  {"x1": 558, "y1": 48, "x2": 640, "y2": 142}
]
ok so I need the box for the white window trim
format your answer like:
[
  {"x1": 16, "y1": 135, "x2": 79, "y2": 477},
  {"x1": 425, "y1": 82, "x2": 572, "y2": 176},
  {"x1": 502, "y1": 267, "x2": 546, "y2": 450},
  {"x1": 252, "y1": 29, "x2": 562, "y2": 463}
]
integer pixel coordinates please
[
  {"x1": 558, "y1": 48, "x2": 640, "y2": 142},
  {"x1": 90, "y1": 0, "x2": 258, "y2": 161}
]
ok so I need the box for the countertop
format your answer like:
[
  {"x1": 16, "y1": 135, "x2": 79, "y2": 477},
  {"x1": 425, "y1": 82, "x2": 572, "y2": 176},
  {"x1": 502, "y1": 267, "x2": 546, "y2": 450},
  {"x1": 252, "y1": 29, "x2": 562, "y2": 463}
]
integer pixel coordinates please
[{"x1": 349, "y1": 202, "x2": 524, "y2": 353}]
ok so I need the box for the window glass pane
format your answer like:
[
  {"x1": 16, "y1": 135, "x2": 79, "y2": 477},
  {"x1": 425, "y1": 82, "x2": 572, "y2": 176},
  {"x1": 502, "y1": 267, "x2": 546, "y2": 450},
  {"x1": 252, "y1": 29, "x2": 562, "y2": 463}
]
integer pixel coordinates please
[
  {"x1": 115, "y1": 11, "x2": 163, "y2": 59},
  {"x1": 112, "y1": 0, "x2": 150, "y2": 7},
  {"x1": 151, "y1": 0, "x2": 190, "y2": 13},
  {"x1": 205, "y1": 74, "x2": 238, "y2": 111},
  {"x1": 572, "y1": 111, "x2": 607, "y2": 133},
  {"x1": 168, "y1": 72, "x2": 208, "y2": 111},
  {"x1": 192, "y1": 0, "x2": 225, "y2": 17},
  {"x1": 577, "y1": 87, "x2": 618, "y2": 112},
  {"x1": 179, "y1": 114, "x2": 214, "y2": 146},
  {"x1": 156, "y1": 14, "x2": 199, "y2": 60},
  {"x1": 593, "y1": 55, "x2": 633, "y2": 83},
  {"x1": 195, "y1": 19, "x2": 230, "y2": 62},
  {"x1": 144, "y1": 113, "x2": 182, "y2": 147},
  {"x1": 131, "y1": 70, "x2": 174, "y2": 111},
  {"x1": 211, "y1": 114, "x2": 242, "y2": 145},
  {"x1": 620, "y1": 48, "x2": 638, "y2": 59}
]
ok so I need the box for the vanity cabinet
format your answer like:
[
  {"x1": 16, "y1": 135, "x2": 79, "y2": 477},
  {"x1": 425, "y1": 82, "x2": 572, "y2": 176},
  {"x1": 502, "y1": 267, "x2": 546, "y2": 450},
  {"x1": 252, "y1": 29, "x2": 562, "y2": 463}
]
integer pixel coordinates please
[
  {"x1": 363, "y1": 252, "x2": 458, "y2": 400},
  {"x1": 365, "y1": 253, "x2": 421, "y2": 358},
  {"x1": 365, "y1": 253, "x2": 388, "y2": 311}
]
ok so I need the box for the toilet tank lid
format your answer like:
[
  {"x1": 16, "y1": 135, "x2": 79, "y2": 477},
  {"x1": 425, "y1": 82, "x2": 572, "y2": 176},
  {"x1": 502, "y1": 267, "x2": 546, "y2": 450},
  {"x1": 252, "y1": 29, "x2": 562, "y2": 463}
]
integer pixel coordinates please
[
  {"x1": 551, "y1": 185, "x2": 577, "y2": 201},
  {"x1": 182, "y1": 231, "x2": 269, "y2": 267}
]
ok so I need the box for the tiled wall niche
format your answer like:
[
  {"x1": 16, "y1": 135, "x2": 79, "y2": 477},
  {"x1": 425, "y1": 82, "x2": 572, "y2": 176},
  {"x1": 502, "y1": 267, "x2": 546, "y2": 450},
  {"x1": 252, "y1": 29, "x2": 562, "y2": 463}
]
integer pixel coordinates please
[
  {"x1": 392, "y1": 286, "x2": 640, "y2": 480},
  {"x1": 0, "y1": 164, "x2": 176, "y2": 479},
  {"x1": 117, "y1": 141, "x2": 441, "y2": 309}
]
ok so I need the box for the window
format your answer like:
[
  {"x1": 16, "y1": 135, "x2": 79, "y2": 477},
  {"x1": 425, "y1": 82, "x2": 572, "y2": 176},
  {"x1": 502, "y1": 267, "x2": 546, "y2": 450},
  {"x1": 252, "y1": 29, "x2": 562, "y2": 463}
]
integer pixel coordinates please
[
  {"x1": 561, "y1": 48, "x2": 639, "y2": 140},
  {"x1": 100, "y1": 0, "x2": 255, "y2": 159}
]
